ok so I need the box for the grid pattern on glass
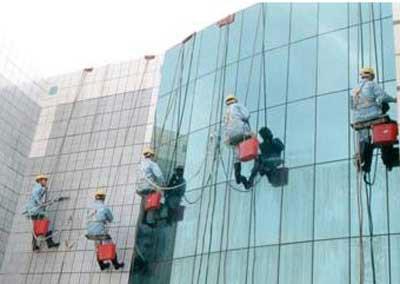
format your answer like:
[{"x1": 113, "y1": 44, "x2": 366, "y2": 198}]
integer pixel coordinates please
[{"x1": 138, "y1": 3, "x2": 400, "y2": 284}]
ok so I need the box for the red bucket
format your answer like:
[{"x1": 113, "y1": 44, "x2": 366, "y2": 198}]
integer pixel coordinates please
[
  {"x1": 96, "y1": 243, "x2": 116, "y2": 261},
  {"x1": 372, "y1": 123, "x2": 398, "y2": 145},
  {"x1": 33, "y1": 219, "x2": 50, "y2": 236},
  {"x1": 237, "y1": 137, "x2": 259, "y2": 162},
  {"x1": 145, "y1": 192, "x2": 162, "y2": 211}
]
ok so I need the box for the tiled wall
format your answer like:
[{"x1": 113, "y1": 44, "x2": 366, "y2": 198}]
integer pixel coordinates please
[
  {"x1": 0, "y1": 75, "x2": 41, "y2": 269},
  {"x1": 0, "y1": 56, "x2": 162, "y2": 283}
]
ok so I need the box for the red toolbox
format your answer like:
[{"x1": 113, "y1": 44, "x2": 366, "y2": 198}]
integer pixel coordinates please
[
  {"x1": 33, "y1": 219, "x2": 50, "y2": 236},
  {"x1": 372, "y1": 123, "x2": 398, "y2": 145},
  {"x1": 96, "y1": 243, "x2": 116, "y2": 261},
  {"x1": 237, "y1": 137, "x2": 259, "y2": 162},
  {"x1": 145, "y1": 192, "x2": 162, "y2": 211}
]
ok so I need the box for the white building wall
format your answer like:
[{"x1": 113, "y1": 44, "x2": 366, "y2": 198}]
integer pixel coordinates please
[{"x1": 0, "y1": 56, "x2": 162, "y2": 283}]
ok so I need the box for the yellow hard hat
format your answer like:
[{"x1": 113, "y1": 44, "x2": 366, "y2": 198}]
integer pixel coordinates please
[
  {"x1": 360, "y1": 67, "x2": 375, "y2": 76},
  {"x1": 143, "y1": 147, "x2": 155, "y2": 157},
  {"x1": 95, "y1": 189, "x2": 106, "y2": 197},
  {"x1": 225, "y1": 94, "x2": 237, "y2": 105},
  {"x1": 35, "y1": 175, "x2": 48, "y2": 182}
]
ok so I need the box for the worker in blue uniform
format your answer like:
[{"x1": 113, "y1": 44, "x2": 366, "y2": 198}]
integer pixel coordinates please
[
  {"x1": 137, "y1": 148, "x2": 166, "y2": 225},
  {"x1": 247, "y1": 127, "x2": 286, "y2": 187},
  {"x1": 224, "y1": 94, "x2": 252, "y2": 188},
  {"x1": 351, "y1": 67, "x2": 397, "y2": 172},
  {"x1": 25, "y1": 175, "x2": 60, "y2": 250},
  {"x1": 86, "y1": 189, "x2": 124, "y2": 270}
]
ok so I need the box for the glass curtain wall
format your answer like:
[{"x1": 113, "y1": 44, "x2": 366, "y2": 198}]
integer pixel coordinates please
[{"x1": 134, "y1": 3, "x2": 399, "y2": 284}]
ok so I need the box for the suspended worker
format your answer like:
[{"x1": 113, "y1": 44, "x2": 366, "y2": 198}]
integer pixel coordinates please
[
  {"x1": 165, "y1": 165, "x2": 186, "y2": 223},
  {"x1": 247, "y1": 127, "x2": 286, "y2": 187},
  {"x1": 138, "y1": 147, "x2": 166, "y2": 225},
  {"x1": 224, "y1": 94, "x2": 252, "y2": 188},
  {"x1": 25, "y1": 175, "x2": 60, "y2": 250},
  {"x1": 351, "y1": 67, "x2": 397, "y2": 172},
  {"x1": 86, "y1": 189, "x2": 124, "y2": 271}
]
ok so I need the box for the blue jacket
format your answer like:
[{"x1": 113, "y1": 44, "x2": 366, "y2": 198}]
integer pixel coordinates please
[
  {"x1": 351, "y1": 79, "x2": 396, "y2": 123},
  {"x1": 139, "y1": 158, "x2": 165, "y2": 190},
  {"x1": 25, "y1": 183, "x2": 46, "y2": 217},
  {"x1": 224, "y1": 102, "x2": 251, "y2": 143},
  {"x1": 86, "y1": 200, "x2": 113, "y2": 236}
]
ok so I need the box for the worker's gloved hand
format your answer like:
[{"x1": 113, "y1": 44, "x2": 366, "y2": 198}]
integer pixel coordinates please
[{"x1": 381, "y1": 102, "x2": 390, "y2": 114}]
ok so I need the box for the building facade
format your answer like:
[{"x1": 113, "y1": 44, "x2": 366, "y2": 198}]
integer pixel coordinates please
[
  {"x1": 0, "y1": 44, "x2": 43, "y2": 269},
  {"x1": 1, "y1": 2, "x2": 400, "y2": 284},
  {"x1": 0, "y1": 56, "x2": 162, "y2": 283},
  {"x1": 135, "y1": 3, "x2": 400, "y2": 284}
]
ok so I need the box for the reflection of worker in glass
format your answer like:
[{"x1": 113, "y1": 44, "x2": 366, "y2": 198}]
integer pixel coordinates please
[
  {"x1": 138, "y1": 148, "x2": 165, "y2": 225},
  {"x1": 224, "y1": 94, "x2": 252, "y2": 188},
  {"x1": 133, "y1": 224, "x2": 153, "y2": 273},
  {"x1": 248, "y1": 127, "x2": 286, "y2": 187},
  {"x1": 351, "y1": 67, "x2": 397, "y2": 172},
  {"x1": 86, "y1": 189, "x2": 124, "y2": 271},
  {"x1": 25, "y1": 175, "x2": 60, "y2": 250},
  {"x1": 165, "y1": 166, "x2": 186, "y2": 223}
]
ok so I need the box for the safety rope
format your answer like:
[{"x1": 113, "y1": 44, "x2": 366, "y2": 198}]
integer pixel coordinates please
[
  {"x1": 24, "y1": 68, "x2": 92, "y2": 284},
  {"x1": 196, "y1": 25, "x2": 229, "y2": 284},
  {"x1": 355, "y1": 5, "x2": 365, "y2": 284},
  {"x1": 190, "y1": 27, "x2": 224, "y2": 284}
]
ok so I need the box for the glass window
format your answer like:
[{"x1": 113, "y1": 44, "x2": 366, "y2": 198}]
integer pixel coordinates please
[
  {"x1": 159, "y1": 46, "x2": 182, "y2": 96},
  {"x1": 316, "y1": 92, "x2": 348, "y2": 163},
  {"x1": 315, "y1": 162, "x2": 349, "y2": 239},
  {"x1": 313, "y1": 240, "x2": 349, "y2": 283},
  {"x1": 288, "y1": 38, "x2": 317, "y2": 101},
  {"x1": 265, "y1": 3, "x2": 290, "y2": 49},
  {"x1": 279, "y1": 243, "x2": 312, "y2": 284},
  {"x1": 281, "y1": 166, "x2": 314, "y2": 243},
  {"x1": 253, "y1": 178, "x2": 281, "y2": 246},
  {"x1": 350, "y1": 163, "x2": 388, "y2": 237},
  {"x1": 226, "y1": 11, "x2": 243, "y2": 64},
  {"x1": 238, "y1": 54, "x2": 262, "y2": 112},
  {"x1": 190, "y1": 73, "x2": 215, "y2": 131},
  {"x1": 285, "y1": 99, "x2": 315, "y2": 167},
  {"x1": 381, "y1": 18, "x2": 396, "y2": 81},
  {"x1": 265, "y1": 47, "x2": 288, "y2": 107},
  {"x1": 390, "y1": 236, "x2": 400, "y2": 283},
  {"x1": 319, "y1": 4, "x2": 348, "y2": 34},
  {"x1": 350, "y1": 236, "x2": 390, "y2": 284},
  {"x1": 381, "y1": 3, "x2": 393, "y2": 18},
  {"x1": 318, "y1": 30, "x2": 349, "y2": 94},
  {"x1": 198, "y1": 25, "x2": 221, "y2": 76},
  {"x1": 240, "y1": 4, "x2": 263, "y2": 60},
  {"x1": 291, "y1": 3, "x2": 318, "y2": 42}
]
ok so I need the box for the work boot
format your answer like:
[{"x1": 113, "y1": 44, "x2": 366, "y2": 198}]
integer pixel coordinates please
[
  {"x1": 32, "y1": 236, "x2": 40, "y2": 251},
  {"x1": 234, "y1": 162, "x2": 249, "y2": 187},
  {"x1": 112, "y1": 254, "x2": 125, "y2": 270},
  {"x1": 45, "y1": 231, "x2": 60, "y2": 248},
  {"x1": 98, "y1": 260, "x2": 110, "y2": 271}
]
